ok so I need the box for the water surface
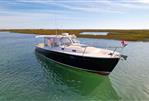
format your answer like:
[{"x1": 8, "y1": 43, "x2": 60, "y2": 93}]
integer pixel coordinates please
[
  {"x1": 0, "y1": 32, "x2": 149, "y2": 101},
  {"x1": 80, "y1": 32, "x2": 108, "y2": 35}
]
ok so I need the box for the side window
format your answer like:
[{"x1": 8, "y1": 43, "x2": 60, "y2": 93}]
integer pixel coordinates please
[
  {"x1": 47, "y1": 38, "x2": 60, "y2": 47},
  {"x1": 47, "y1": 38, "x2": 54, "y2": 47},
  {"x1": 53, "y1": 38, "x2": 60, "y2": 47}
]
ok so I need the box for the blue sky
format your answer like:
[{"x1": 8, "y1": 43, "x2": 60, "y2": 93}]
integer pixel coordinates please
[{"x1": 0, "y1": 0, "x2": 149, "y2": 29}]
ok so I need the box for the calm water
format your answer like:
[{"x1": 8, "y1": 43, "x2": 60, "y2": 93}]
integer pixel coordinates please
[
  {"x1": 80, "y1": 32, "x2": 108, "y2": 35},
  {"x1": 0, "y1": 32, "x2": 149, "y2": 101}
]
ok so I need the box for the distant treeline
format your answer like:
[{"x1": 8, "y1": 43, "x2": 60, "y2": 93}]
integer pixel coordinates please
[{"x1": 0, "y1": 29, "x2": 149, "y2": 41}]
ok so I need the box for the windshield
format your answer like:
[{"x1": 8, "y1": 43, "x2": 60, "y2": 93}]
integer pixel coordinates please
[
  {"x1": 71, "y1": 37, "x2": 79, "y2": 43},
  {"x1": 60, "y1": 37, "x2": 72, "y2": 45},
  {"x1": 45, "y1": 37, "x2": 60, "y2": 47}
]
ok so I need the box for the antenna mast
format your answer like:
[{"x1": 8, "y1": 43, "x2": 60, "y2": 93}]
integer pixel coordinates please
[{"x1": 53, "y1": 13, "x2": 58, "y2": 37}]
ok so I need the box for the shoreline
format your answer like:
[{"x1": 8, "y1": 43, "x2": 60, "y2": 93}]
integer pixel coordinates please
[{"x1": 0, "y1": 29, "x2": 149, "y2": 41}]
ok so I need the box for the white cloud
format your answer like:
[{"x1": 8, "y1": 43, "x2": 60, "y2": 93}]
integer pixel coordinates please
[
  {"x1": 135, "y1": 0, "x2": 149, "y2": 4},
  {"x1": 16, "y1": 0, "x2": 54, "y2": 3},
  {"x1": 52, "y1": 2, "x2": 123, "y2": 14},
  {"x1": 1, "y1": 0, "x2": 149, "y2": 29},
  {"x1": 1, "y1": 0, "x2": 149, "y2": 15},
  {"x1": 53, "y1": 0, "x2": 149, "y2": 14}
]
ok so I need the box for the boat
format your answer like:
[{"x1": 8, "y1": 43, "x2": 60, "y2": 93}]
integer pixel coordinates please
[{"x1": 35, "y1": 33, "x2": 127, "y2": 75}]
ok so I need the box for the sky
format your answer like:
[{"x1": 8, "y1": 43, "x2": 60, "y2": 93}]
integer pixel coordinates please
[{"x1": 0, "y1": 0, "x2": 149, "y2": 29}]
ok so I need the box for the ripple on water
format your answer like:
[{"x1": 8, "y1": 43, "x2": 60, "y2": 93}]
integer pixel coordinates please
[{"x1": 0, "y1": 32, "x2": 149, "y2": 101}]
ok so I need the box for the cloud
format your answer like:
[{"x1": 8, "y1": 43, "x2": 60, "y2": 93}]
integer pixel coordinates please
[
  {"x1": 1, "y1": 0, "x2": 149, "y2": 15},
  {"x1": 0, "y1": 0, "x2": 149, "y2": 29},
  {"x1": 51, "y1": 2, "x2": 123, "y2": 14},
  {"x1": 48, "y1": 0, "x2": 149, "y2": 14},
  {"x1": 124, "y1": 0, "x2": 149, "y2": 3},
  {"x1": 51, "y1": 0, "x2": 149, "y2": 13},
  {"x1": 16, "y1": 0, "x2": 54, "y2": 4}
]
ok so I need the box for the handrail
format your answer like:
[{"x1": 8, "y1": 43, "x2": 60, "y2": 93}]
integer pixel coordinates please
[{"x1": 100, "y1": 46, "x2": 124, "y2": 49}]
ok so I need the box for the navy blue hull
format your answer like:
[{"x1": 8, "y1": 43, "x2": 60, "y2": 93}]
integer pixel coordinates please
[{"x1": 35, "y1": 47, "x2": 120, "y2": 75}]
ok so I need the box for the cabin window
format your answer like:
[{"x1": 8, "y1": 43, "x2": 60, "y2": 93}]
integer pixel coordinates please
[
  {"x1": 53, "y1": 38, "x2": 60, "y2": 47},
  {"x1": 47, "y1": 38, "x2": 61, "y2": 47},
  {"x1": 47, "y1": 38, "x2": 54, "y2": 47},
  {"x1": 60, "y1": 37, "x2": 72, "y2": 45},
  {"x1": 72, "y1": 38, "x2": 79, "y2": 43}
]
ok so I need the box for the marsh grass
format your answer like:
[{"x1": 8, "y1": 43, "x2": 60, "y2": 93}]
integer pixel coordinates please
[{"x1": 1, "y1": 29, "x2": 149, "y2": 41}]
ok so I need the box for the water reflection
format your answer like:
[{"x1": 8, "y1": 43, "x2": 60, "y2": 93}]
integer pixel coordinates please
[{"x1": 35, "y1": 52, "x2": 120, "y2": 100}]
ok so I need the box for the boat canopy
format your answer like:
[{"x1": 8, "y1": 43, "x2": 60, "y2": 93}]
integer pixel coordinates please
[
  {"x1": 35, "y1": 33, "x2": 76, "y2": 39},
  {"x1": 35, "y1": 35, "x2": 58, "y2": 38},
  {"x1": 35, "y1": 33, "x2": 79, "y2": 47}
]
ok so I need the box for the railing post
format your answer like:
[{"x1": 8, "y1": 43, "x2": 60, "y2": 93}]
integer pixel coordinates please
[
  {"x1": 112, "y1": 47, "x2": 118, "y2": 56},
  {"x1": 82, "y1": 46, "x2": 87, "y2": 56}
]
